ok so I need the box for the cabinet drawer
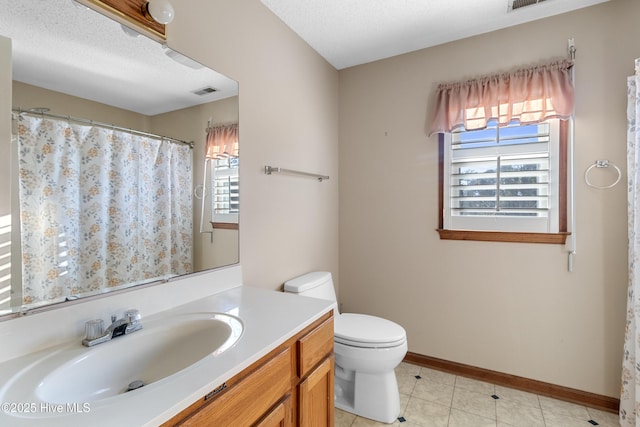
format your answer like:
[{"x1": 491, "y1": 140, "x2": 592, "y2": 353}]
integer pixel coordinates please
[
  {"x1": 181, "y1": 347, "x2": 292, "y2": 426},
  {"x1": 298, "y1": 317, "x2": 334, "y2": 378}
]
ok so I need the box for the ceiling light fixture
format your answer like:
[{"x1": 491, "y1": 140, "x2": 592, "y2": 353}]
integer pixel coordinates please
[
  {"x1": 143, "y1": 0, "x2": 174, "y2": 25},
  {"x1": 120, "y1": 24, "x2": 142, "y2": 38},
  {"x1": 163, "y1": 47, "x2": 205, "y2": 69}
]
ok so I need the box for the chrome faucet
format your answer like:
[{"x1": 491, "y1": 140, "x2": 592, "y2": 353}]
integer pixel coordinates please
[{"x1": 82, "y1": 309, "x2": 143, "y2": 347}]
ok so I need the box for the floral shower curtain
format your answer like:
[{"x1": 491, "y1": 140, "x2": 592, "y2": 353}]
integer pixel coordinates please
[
  {"x1": 621, "y1": 58, "x2": 640, "y2": 426},
  {"x1": 16, "y1": 114, "x2": 193, "y2": 305}
]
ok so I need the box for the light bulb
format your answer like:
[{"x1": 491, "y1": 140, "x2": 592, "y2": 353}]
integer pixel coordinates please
[{"x1": 147, "y1": 0, "x2": 174, "y2": 25}]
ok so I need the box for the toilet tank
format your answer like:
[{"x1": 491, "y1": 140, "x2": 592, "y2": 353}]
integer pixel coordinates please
[{"x1": 284, "y1": 271, "x2": 337, "y2": 302}]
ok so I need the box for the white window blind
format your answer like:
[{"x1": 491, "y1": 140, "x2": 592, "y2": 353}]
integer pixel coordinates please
[
  {"x1": 211, "y1": 157, "x2": 239, "y2": 223},
  {"x1": 444, "y1": 120, "x2": 559, "y2": 233}
]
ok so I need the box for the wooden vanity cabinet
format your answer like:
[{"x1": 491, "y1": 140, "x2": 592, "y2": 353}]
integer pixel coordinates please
[{"x1": 163, "y1": 310, "x2": 334, "y2": 427}]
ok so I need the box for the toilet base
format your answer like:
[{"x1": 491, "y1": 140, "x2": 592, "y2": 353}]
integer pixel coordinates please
[{"x1": 334, "y1": 368, "x2": 400, "y2": 424}]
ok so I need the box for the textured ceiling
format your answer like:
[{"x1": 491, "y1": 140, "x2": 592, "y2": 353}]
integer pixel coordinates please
[
  {"x1": 261, "y1": 0, "x2": 610, "y2": 69},
  {"x1": 0, "y1": 0, "x2": 238, "y2": 116},
  {"x1": 0, "y1": 0, "x2": 611, "y2": 114}
]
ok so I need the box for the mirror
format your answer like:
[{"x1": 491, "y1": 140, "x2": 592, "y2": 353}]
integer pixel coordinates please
[{"x1": 0, "y1": 0, "x2": 239, "y2": 317}]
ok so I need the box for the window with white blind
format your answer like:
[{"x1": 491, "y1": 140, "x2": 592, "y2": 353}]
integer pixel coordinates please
[
  {"x1": 211, "y1": 157, "x2": 239, "y2": 224},
  {"x1": 440, "y1": 119, "x2": 568, "y2": 242}
]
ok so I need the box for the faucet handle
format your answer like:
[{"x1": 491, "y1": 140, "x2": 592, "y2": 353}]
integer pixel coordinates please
[
  {"x1": 125, "y1": 309, "x2": 141, "y2": 325},
  {"x1": 85, "y1": 319, "x2": 105, "y2": 341}
]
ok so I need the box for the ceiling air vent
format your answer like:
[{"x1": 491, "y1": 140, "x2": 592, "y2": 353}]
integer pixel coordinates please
[
  {"x1": 509, "y1": 0, "x2": 546, "y2": 11},
  {"x1": 193, "y1": 87, "x2": 218, "y2": 96}
]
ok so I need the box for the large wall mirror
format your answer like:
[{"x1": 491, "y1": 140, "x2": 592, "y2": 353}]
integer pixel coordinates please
[{"x1": 0, "y1": 0, "x2": 239, "y2": 318}]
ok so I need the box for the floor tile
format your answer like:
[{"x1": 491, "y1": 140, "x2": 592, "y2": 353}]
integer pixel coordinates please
[
  {"x1": 419, "y1": 367, "x2": 456, "y2": 387},
  {"x1": 496, "y1": 399, "x2": 545, "y2": 427},
  {"x1": 352, "y1": 416, "x2": 401, "y2": 426},
  {"x1": 397, "y1": 368, "x2": 419, "y2": 395},
  {"x1": 586, "y1": 407, "x2": 620, "y2": 427},
  {"x1": 400, "y1": 392, "x2": 411, "y2": 415},
  {"x1": 543, "y1": 410, "x2": 595, "y2": 427},
  {"x1": 454, "y1": 376, "x2": 495, "y2": 395},
  {"x1": 403, "y1": 396, "x2": 450, "y2": 427},
  {"x1": 397, "y1": 362, "x2": 422, "y2": 374},
  {"x1": 538, "y1": 395, "x2": 590, "y2": 419},
  {"x1": 335, "y1": 362, "x2": 620, "y2": 427},
  {"x1": 412, "y1": 379, "x2": 455, "y2": 407},
  {"x1": 448, "y1": 409, "x2": 496, "y2": 427},
  {"x1": 494, "y1": 385, "x2": 540, "y2": 409},
  {"x1": 335, "y1": 408, "x2": 357, "y2": 427},
  {"x1": 451, "y1": 387, "x2": 496, "y2": 420}
]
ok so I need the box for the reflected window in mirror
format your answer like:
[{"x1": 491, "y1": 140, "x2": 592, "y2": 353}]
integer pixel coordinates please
[
  {"x1": 205, "y1": 123, "x2": 239, "y2": 230},
  {"x1": 212, "y1": 156, "x2": 239, "y2": 226}
]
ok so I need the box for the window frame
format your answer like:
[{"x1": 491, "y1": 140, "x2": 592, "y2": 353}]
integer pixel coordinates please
[
  {"x1": 210, "y1": 156, "x2": 239, "y2": 230},
  {"x1": 437, "y1": 120, "x2": 570, "y2": 244}
]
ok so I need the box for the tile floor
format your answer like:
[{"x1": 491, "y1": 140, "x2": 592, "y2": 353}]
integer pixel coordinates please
[{"x1": 335, "y1": 362, "x2": 619, "y2": 427}]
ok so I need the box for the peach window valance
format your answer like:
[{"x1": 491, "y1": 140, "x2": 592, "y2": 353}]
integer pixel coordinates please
[
  {"x1": 205, "y1": 123, "x2": 239, "y2": 159},
  {"x1": 428, "y1": 59, "x2": 574, "y2": 136}
]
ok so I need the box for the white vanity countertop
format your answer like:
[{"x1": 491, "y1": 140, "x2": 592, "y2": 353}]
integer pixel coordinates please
[{"x1": 0, "y1": 285, "x2": 336, "y2": 426}]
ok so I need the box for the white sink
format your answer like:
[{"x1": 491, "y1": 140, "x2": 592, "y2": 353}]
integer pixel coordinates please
[{"x1": 1, "y1": 312, "x2": 243, "y2": 409}]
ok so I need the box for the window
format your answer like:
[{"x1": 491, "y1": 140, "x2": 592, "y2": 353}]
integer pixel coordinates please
[
  {"x1": 204, "y1": 123, "x2": 239, "y2": 230},
  {"x1": 429, "y1": 60, "x2": 574, "y2": 243},
  {"x1": 211, "y1": 156, "x2": 239, "y2": 226},
  {"x1": 438, "y1": 119, "x2": 569, "y2": 244}
]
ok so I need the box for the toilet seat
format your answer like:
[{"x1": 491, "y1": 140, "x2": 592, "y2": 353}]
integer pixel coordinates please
[{"x1": 334, "y1": 313, "x2": 406, "y2": 348}]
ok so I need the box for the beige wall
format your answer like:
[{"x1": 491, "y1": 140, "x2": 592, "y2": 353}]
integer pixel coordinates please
[
  {"x1": 339, "y1": 0, "x2": 640, "y2": 398},
  {"x1": 13, "y1": 81, "x2": 150, "y2": 130},
  {"x1": 168, "y1": 1, "x2": 340, "y2": 290}
]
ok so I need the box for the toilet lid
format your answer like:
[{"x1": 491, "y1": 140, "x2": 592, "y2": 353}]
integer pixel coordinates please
[{"x1": 334, "y1": 313, "x2": 406, "y2": 348}]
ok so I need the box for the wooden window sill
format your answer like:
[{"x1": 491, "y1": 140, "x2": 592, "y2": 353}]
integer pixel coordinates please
[
  {"x1": 437, "y1": 229, "x2": 570, "y2": 244},
  {"x1": 211, "y1": 222, "x2": 239, "y2": 230}
]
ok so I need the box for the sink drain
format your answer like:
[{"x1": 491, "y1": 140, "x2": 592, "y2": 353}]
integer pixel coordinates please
[{"x1": 126, "y1": 380, "x2": 145, "y2": 392}]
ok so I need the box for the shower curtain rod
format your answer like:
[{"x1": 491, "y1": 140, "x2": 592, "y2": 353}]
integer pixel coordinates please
[{"x1": 12, "y1": 108, "x2": 194, "y2": 148}]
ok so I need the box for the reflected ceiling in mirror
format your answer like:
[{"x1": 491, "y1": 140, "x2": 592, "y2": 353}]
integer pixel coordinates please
[
  {"x1": 0, "y1": 0, "x2": 239, "y2": 318},
  {"x1": 1, "y1": 0, "x2": 237, "y2": 115}
]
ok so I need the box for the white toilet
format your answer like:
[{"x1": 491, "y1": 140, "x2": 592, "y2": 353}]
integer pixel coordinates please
[{"x1": 284, "y1": 271, "x2": 407, "y2": 424}]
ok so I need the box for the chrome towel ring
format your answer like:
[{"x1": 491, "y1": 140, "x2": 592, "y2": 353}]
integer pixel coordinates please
[{"x1": 584, "y1": 159, "x2": 621, "y2": 189}]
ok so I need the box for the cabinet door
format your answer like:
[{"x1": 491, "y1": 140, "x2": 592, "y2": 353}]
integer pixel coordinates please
[
  {"x1": 255, "y1": 395, "x2": 292, "y2": 427},
  {"x1": 180, "y1": 348, "x2": 292, "y2": 426},
  {"x1": 298, "y1": 355, "x2": 334, "y2": 427}
]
